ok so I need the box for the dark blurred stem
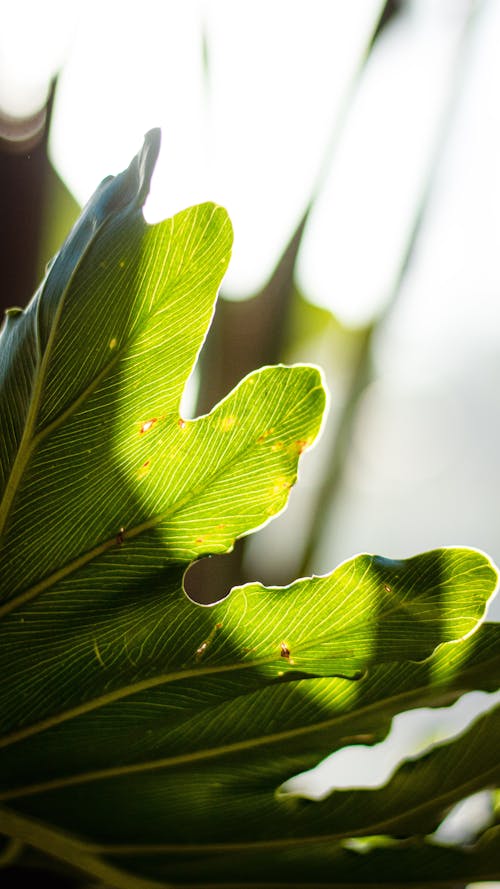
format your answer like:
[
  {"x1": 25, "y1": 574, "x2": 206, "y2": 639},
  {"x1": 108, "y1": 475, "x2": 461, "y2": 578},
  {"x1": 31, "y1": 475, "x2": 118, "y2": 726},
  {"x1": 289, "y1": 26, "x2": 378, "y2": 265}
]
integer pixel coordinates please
[{"x1": 299, "y1": 0, "x2": 483, "y2": 577}]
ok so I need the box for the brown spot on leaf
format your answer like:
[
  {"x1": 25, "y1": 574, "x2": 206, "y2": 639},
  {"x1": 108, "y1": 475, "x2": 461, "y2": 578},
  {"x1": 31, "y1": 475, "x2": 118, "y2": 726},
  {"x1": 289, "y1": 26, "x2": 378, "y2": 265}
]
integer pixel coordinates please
[
  {"x1": 273, "y1": 478, "x2": 291, "y2": 495},
  {"x1": 195, "y1": 641, "x2": 208, "y2": 661},
  {"x1": 137, "y1": 460, "x2": 151, "y2": 479},
  {"x1": 280, "y1": 642, "x2": 291, "y2": 659},
  {"x1": 195, "y1": 623, "x2": 223, "y2": 662},
  {"x1": 257, "y1": 428, "x2": 275, "y2": 444},
  {"x1": 295, "y1": 439, "x2": 309, "y2": 454}
]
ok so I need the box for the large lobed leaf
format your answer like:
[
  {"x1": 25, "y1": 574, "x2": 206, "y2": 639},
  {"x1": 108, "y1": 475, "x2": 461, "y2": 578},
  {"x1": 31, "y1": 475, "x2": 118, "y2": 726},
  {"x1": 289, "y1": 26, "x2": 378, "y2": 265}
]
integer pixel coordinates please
[{"x1": 0, "y1": 133, "x2": 498, "y2": 887}]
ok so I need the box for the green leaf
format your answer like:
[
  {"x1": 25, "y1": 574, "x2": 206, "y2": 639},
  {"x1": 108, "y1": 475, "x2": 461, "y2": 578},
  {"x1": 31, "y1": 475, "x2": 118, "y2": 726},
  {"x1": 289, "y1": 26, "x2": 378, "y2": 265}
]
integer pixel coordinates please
[
  {"x1": 0, "y1": 616, "x2": 498, "y2": 809},
  {"x1": 0, "y1": 134, "x2": 498, "y2": 887},
  {"x1": 0, "y1": 547, "x2": 495, "y2": 754},
  {"x1": 105, "y1": 827, "x2": 500, "y2": 887},
  {"x1": 4, "y1": 699, "x2": 498, "y2": 887}
]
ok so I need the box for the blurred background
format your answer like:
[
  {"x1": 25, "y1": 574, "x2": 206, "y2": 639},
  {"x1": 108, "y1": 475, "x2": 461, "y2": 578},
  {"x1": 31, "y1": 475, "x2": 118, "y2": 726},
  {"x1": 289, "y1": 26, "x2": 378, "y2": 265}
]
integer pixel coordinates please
[{"x1": 1, "y1": 0, "x2": 499, "y2": 866}]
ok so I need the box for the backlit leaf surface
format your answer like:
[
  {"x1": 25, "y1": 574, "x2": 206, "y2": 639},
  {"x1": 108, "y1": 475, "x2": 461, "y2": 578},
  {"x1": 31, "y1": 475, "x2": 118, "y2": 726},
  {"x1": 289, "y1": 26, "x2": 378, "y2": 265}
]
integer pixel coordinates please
[{"x1": 0, "y1": 133, "x2": 498, "y2": 887}]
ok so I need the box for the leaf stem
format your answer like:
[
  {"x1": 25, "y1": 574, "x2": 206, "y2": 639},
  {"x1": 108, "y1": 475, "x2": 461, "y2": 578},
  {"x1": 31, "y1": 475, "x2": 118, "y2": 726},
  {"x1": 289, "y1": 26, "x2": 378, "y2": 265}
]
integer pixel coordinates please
[{"x1": 0, "y1": 807, "x2": 172, "y2": 889}]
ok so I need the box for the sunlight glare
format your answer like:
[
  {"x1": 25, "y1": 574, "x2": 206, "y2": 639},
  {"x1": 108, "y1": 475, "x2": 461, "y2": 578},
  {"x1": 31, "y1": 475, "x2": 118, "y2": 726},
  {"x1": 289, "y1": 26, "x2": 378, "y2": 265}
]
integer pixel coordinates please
[
  {"x1": 297, "y1": 1, "x2": 466, "y2": 326},
  {"x1": 50, "y1": 1, "x2": 207, "y2": 211},
  {"x1": 0, "y1": 0, "x2": 76, "y2": 118},
  {"x1": 49, "y1": 0, "x2": 384, "y2": 296}
]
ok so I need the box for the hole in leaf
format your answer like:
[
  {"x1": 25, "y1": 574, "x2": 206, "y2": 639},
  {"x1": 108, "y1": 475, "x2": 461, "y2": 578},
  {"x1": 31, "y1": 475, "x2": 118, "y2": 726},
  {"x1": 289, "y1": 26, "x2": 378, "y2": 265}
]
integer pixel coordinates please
[
  {"x1": 280, "y1": 690, "x2": 500, "y2": 800},
  {"x1": 139, "y1": 418, "x2": 157, "y2": 434},
  {"x1": 433, "y1": 790, "x2": 494, "y2": 845},
  {"x1": 184, "y1": 540, "x2": 247, "y2": 605}
]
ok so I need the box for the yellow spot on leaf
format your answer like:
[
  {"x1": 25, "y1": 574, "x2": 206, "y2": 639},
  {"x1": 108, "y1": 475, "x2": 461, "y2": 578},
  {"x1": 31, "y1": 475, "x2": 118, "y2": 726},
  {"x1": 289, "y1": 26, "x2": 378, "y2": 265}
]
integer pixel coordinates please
[
  {"x1": 109, "y1": 338, "x2": 118, "y2": 350},
  {"x1": 271, "y1": 441, "x2": 284, "y2": 451},
  {"x1": 137, "y1": 460, "x2": 151, "y2": 479},
  {"x1": 273, "y1": 477, "x2": 291, "y2": 495},
  {"x1": 294, "y1": 438, "x2": 310, "y2": 455},
  {"x1": 257, "y1": 428, "x2": 275, "y2": 444},
  {"x1": 221, "y1": 415, "x2": 237, "y2": 432}
]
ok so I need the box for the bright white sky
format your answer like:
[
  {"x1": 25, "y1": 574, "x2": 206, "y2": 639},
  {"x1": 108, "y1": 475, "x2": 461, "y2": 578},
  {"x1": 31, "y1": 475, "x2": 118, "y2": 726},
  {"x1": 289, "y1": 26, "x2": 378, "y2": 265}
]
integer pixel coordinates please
[
  {"x1": 2, "y1": 1, "x2": 499, "y2": 328},
  {"x1": 2, "y1": 0, "x2": 384, "y2": 306}
]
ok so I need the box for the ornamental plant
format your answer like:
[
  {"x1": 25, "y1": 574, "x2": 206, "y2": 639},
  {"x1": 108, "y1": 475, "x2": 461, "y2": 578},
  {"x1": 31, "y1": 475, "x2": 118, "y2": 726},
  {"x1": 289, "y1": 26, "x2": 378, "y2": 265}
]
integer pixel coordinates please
[{"x1": 0, "y1": 131, "x2": 499, "y2": 888}]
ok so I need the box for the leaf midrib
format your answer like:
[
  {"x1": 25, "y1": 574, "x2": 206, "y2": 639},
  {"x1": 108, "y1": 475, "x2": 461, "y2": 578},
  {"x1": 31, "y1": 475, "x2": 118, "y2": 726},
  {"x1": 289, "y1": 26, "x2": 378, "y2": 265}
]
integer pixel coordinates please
[
  {"x1": 76, "y1": 758, "x2": 500, "y2": 850},
  {"x1": 0, "y1": 206, "x2": 152, "y2": 544},
  {"x1": 0, "y1": 296, "x2": 51, "y2": 538},
  {"x1": 1, "y1": 757, "x2": 498, "y2": 853}
]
